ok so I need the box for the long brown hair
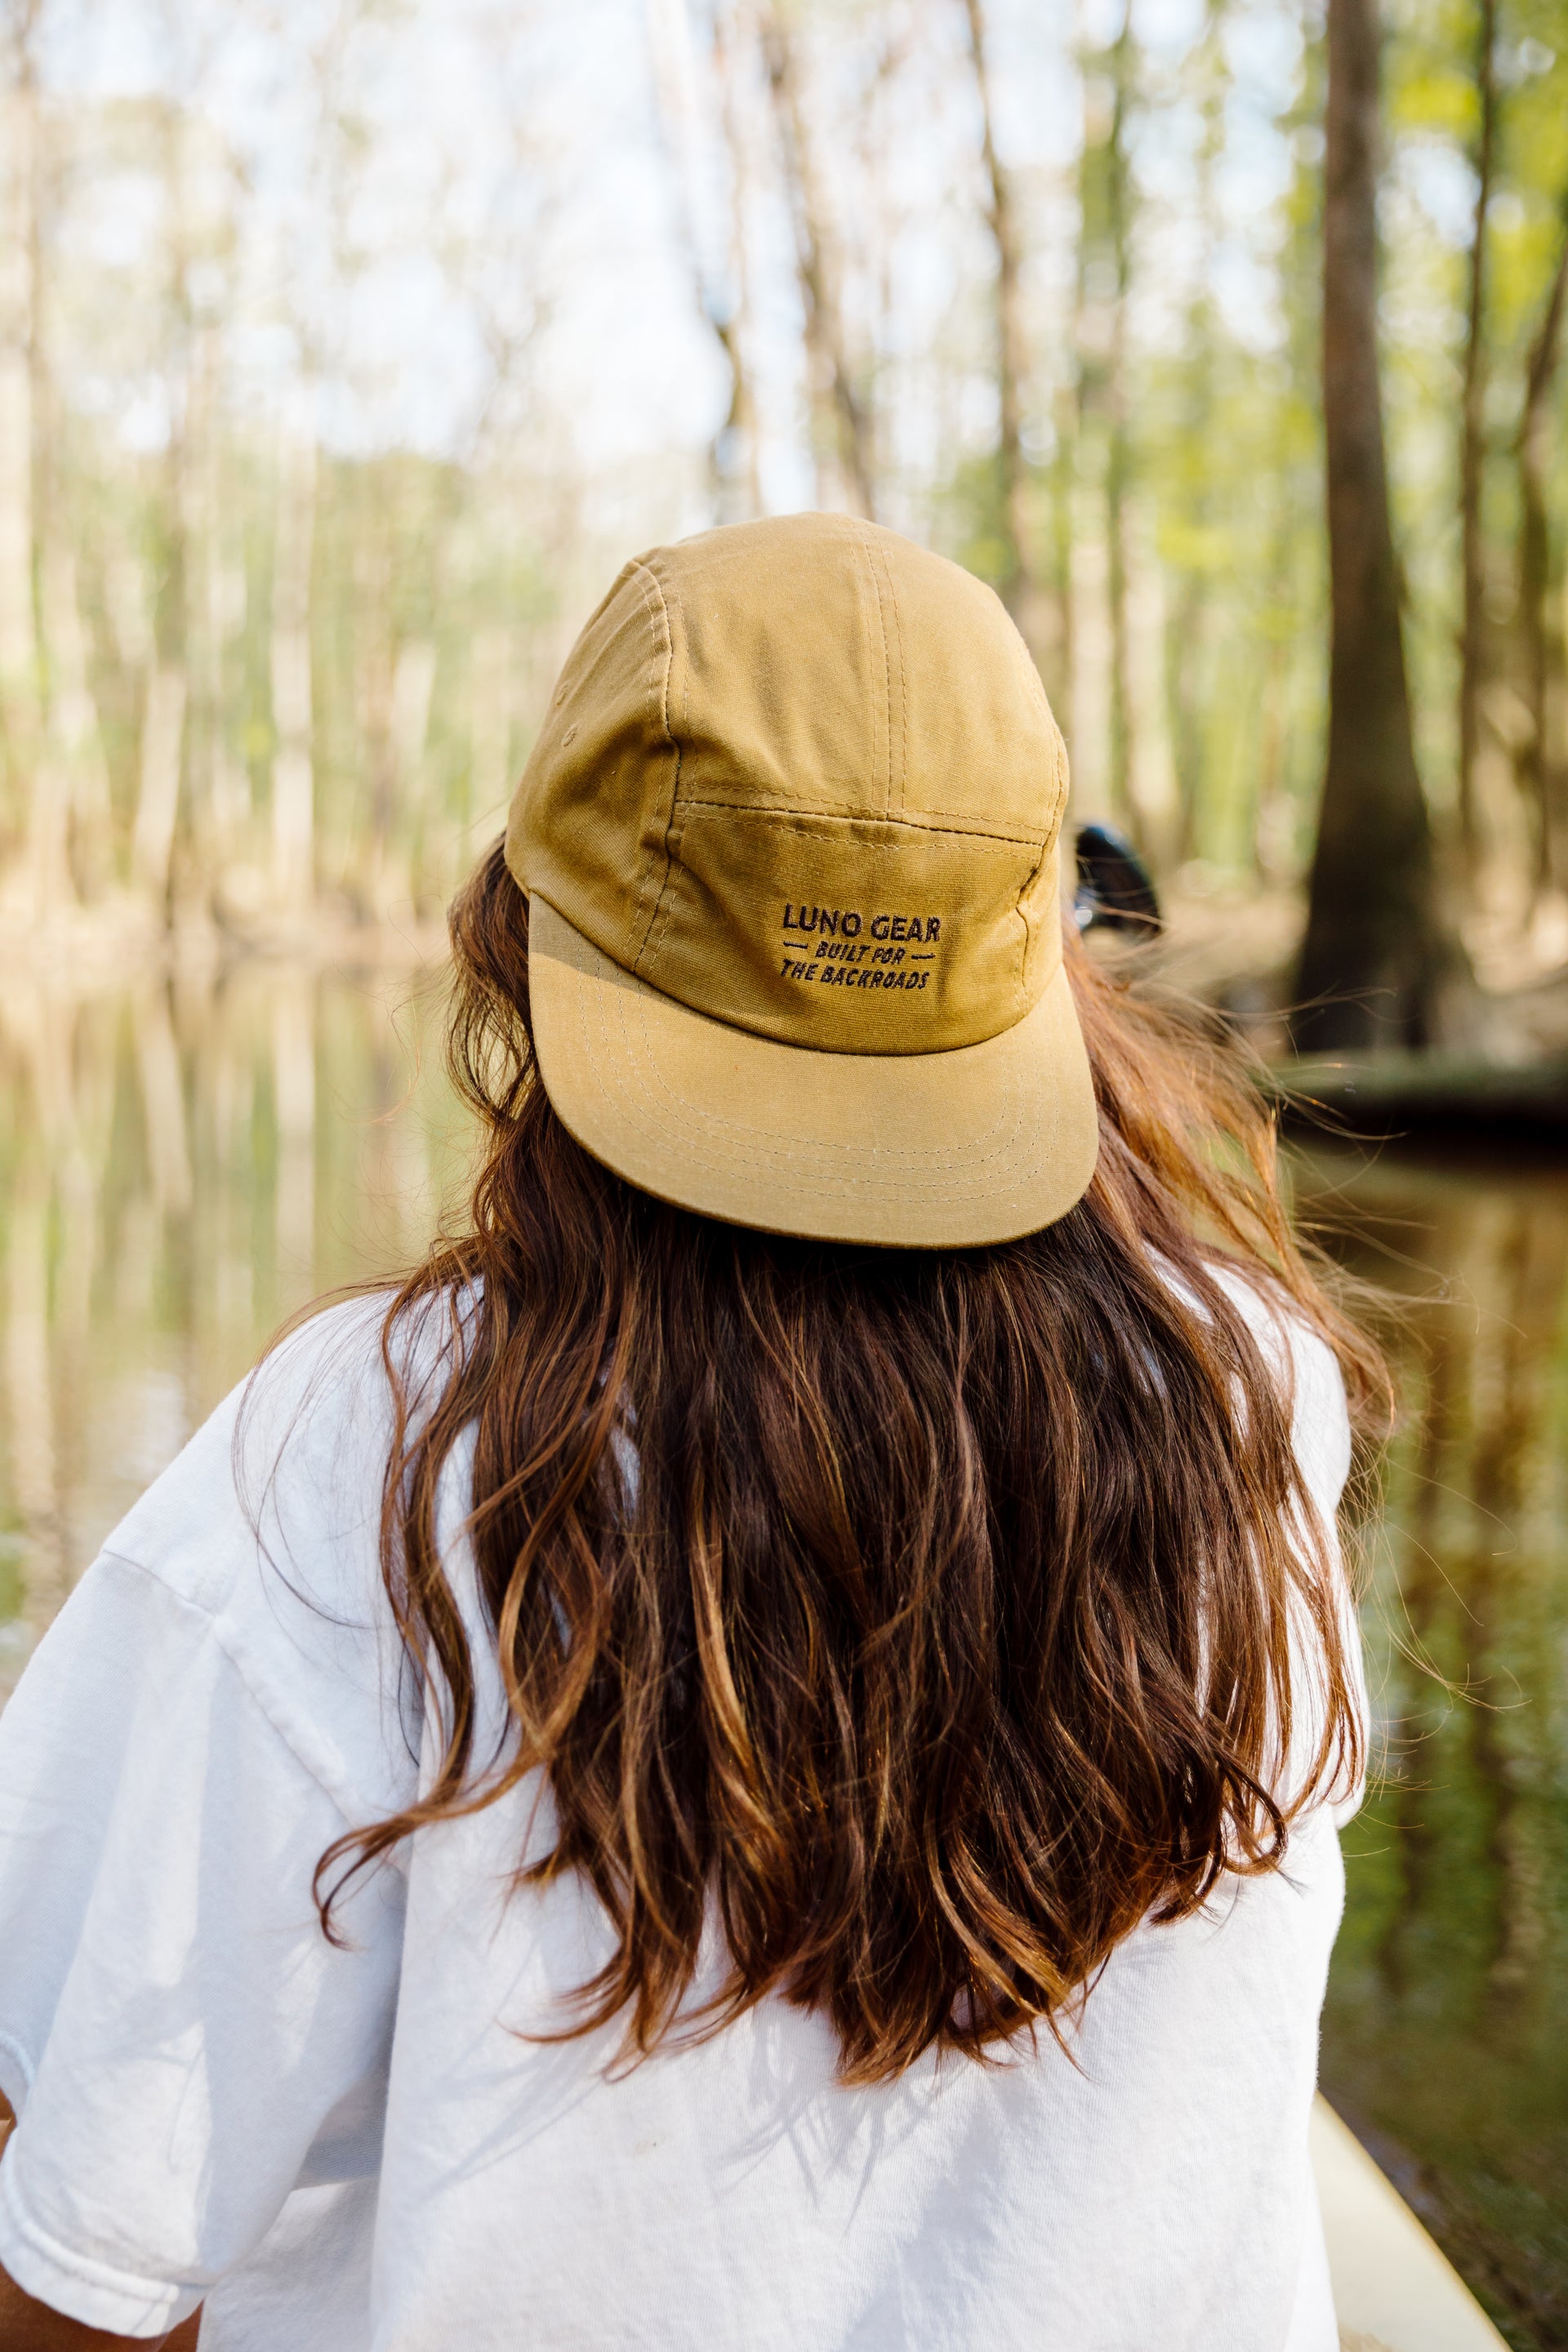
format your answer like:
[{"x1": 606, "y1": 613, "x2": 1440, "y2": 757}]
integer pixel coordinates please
[{"x1": 319, "y1": 842, "x2": 1384, "y2": 2085}]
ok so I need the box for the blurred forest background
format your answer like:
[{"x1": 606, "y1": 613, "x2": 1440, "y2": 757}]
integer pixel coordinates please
[
  {"x1": 0, "y1": 0, "x2": 1565, "y2": 1027},
  {"x1": 4, "y1": 7, "x2": 1568, "y2": 2341}
]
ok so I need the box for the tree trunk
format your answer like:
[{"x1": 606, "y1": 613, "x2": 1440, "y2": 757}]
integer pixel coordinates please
[
  {"x1": 272, "y1": 975, "x2": 315, "y2": 1281},
  {"x1": 468, "y1": 623, "x2": 513, "y2": 831},
  {"x1": 386, "y1": 635, "x2": 435, "y2": 914},
  {"x1": 134, "y1": 982, "x2": 193, "y2": 1218},
  {"x1": 33, "y1": 205, "x2": 110, "y2": 903},
  {"x1": 187, "y1": 321, "x2": 247, "y2": 869},
  {"x1": 0, "y1": 7, "x2": 42, "y2": 863},
  {"x1": 963, "y1": 0, "x2": 1039, "y2": 653},
  {"x1": 132, "y1": 97, "x2": 194, "y2": 920},
  {"x1": 1456, "y1": 0, "x2": 1497, "y2": 862},
  {"x1": 647, "y1": 0, "x2": 761, "y2": 523},
  {"x1": 1105, "y1": 1, "x2": 1135, "y2": 835},
  {"x1": 270, "y1": 424, "x2": 317, "y2": 902},
  {"x1": 20, "y1": 282, "x2": 68, "y2": 932},
  {"x1": 1516, "y1": 207, "x2": 1568, "y2": 889},
  {"x1": 40, "y1": 534, "x2": 109, "y2": 900},
  {"x1": 131, "y1": 665, "x2": 189, "y2": 906},
  {"x1": 760, "y1": 7, "x2": 876, "y2": 520},
  {"x1": 1293, "y1": 0, "x2": 1453, "y2": 1054},
  {"x1": 1049, "y1": 380, "x2": 1075, "y2": 733},
  {"x1": 709, "y1": 2, "x2": 761, "y2": 523},
  {"x1": 1170, "y1": 0, "x2": 1227, "y2": 863},
  {"x1": 7, "y1": 1163, "x2": 65, "y2": 1633}
]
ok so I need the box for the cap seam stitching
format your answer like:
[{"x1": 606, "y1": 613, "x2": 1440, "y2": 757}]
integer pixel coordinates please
[
  {"x1": 854, "y1": 519, "x2": 895, "y2": 819},
  {"x1": 870, "y1": 526, "x2": 909, "y2": 819},
  {"x1": 1015, "y1": 836, "x2": 1052, "y2": 1013},
  {"x1": 624, "y1": 559, "x2": 680, "y2": 973},
  {"x1": 670, "y1": 799, "x2": 1045, "y2": 850},
  {"x1": 1013, "y1": 710, "x2": 1067, "y2": 1015},
  {"x1": 635, "y1": 560, "x2": 685, "y2": 979}
]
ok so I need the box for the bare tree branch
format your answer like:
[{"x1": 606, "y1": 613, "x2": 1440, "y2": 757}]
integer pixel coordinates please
[{"x1": 760, "y1": 3, "x2": 875, "y2": 520}]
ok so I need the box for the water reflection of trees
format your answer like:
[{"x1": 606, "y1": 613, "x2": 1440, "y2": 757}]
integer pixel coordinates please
[
  {"x1": 1299, "y1": 1146, "x2": 1568, "y2": 2347},
  {"x1": 0, "y1": 968, "x2": 461, "y2": 1700}
]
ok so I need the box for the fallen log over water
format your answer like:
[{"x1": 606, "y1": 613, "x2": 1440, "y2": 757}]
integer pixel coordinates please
[{"x1": 1273, "y1": 1052, "x2": 1568, "y2": 1140}]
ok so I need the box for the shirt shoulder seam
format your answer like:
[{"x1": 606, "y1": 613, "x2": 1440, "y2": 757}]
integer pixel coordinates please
[{"x1": 91, "y1": 1548, "x2": 366, "y2": 1834}]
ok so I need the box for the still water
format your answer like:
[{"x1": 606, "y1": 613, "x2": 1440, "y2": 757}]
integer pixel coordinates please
[
  {"x1": 1296, "y1": 1143, "x2": 1568, "y2": 2351},
  {"x1": 0, "y1": 961, "x2": 470, "y2": 1696},
  {"x1": 0, "y1": 968, "x2": 1564, "y2": 2348}
]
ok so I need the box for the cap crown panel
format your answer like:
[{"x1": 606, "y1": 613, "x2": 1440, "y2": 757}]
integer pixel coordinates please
[
  {"x1": 653, "y1": 516, "x2": 884, "y2": 819},
  {"x1": 508, "y1": 514, "x2": 1071, "y2": 1056},
  {"x1": 506, "y1": 558, "x2": 679, "y2": 971}
]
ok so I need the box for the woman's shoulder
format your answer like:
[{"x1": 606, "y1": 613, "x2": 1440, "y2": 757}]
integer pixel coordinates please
[
  {"x1": 100, "y1": 1293, "x2": 403, "y2": 1611},
  {"x1": 1201, "y1": 1262, "x2": 1353, "y2": 1517},
  {"x1": 77, "y1": 1287, "x2": 470, "y2": 1820}
]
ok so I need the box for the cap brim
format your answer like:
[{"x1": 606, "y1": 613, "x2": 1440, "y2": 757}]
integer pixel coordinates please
[{"x1": 527, "y1": 896, "x2": 1100, "y2": 1249}]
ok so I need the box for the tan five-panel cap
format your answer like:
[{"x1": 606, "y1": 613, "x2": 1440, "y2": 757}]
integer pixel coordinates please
[{"x1": 505, "y1": 511, "x2": 1098, "y2": 1247}]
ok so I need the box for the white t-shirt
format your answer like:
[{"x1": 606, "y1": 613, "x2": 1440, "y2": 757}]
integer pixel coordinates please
[{"x1": 0, "y1": 1289, "x2": 1362, "y2": 2350}]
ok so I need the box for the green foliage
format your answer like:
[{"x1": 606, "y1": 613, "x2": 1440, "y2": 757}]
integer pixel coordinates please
[{"x1": 930, "y1": 0, "x2": 1568, "y2": 884}]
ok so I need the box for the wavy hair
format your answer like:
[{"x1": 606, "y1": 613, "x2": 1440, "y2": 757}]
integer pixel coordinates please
[{"x1": 318, "y1": 841, "x2": 1384, "y2": 2086}]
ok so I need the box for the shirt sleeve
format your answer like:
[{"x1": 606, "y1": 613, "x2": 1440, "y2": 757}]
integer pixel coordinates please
[
  {"x1": 1283, "y1": 1315, "x2": 1368, "y2": 1829},
  {"x1": 1206, "y1": 1267, "x2": 1366, "y2": 1827},
  {"x1": 0, "y1": 1551, "x2": 405, "y2": 2339}
]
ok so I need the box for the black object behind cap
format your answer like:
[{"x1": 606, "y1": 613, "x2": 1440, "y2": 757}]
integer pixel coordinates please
[{"x1": 1073, "y1": 822, "x2": 1162, "y2": 936}]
